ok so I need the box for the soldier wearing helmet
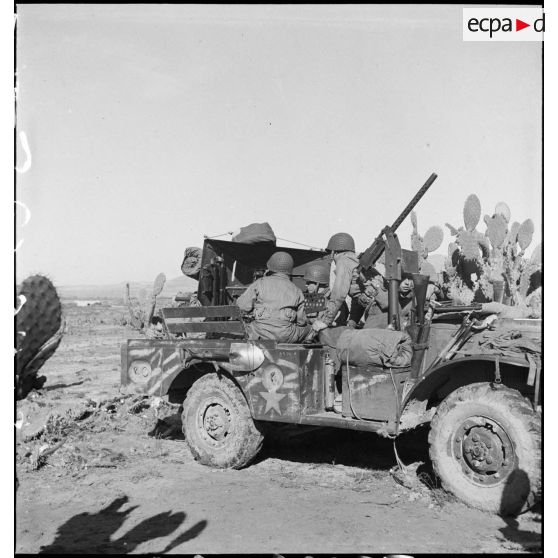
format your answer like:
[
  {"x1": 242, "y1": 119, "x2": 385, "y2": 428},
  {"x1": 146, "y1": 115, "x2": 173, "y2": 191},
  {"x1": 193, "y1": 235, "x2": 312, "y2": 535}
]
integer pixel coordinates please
[
  {"x1": 236, "y1": 251, "x2": 311, "y2": 343},
  {"x1": 303, "y1": 262, "x2": 331, "y2": 324},
  {"x1": 304, "y1": 262, "x2": 330, "y2": 295},
  {"x1": 311, "y1": 232, "x2": 359, "y2": 333}
]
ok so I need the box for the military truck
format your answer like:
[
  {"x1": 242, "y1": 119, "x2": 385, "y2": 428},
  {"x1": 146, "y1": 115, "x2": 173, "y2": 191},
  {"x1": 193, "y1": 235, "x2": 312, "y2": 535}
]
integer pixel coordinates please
[{"x1": 120, "y1": 178, "x2": 541, "y2": 516}]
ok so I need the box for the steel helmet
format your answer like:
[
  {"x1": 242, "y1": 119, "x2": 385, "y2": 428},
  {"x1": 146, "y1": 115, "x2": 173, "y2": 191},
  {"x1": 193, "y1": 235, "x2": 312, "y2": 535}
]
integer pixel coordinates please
[
  {"x1": 266, "y1": 251, "x2": 294, "y2": 274},
  {"x1": 304, "y1": 263, "x2": 330, "y2": 285},
  {"x1": 326, "y1": 232, "x2": 355, "y2": 252}
]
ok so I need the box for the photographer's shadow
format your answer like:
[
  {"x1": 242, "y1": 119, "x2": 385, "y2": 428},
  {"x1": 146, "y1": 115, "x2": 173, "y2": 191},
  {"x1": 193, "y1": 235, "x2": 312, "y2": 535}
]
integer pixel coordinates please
[
  {"x1": 39, "y1": 495, "x2": 207, "y2": 554},
  {"x1": 498, "y1": 469, "x2": 541, "y2": 553}
]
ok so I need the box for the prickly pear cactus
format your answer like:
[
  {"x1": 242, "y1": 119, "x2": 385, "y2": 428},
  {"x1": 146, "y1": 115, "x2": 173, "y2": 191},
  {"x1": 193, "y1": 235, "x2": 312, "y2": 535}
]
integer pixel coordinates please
[
  {"x1": 146, "y1": 273, "x2": 167, "y2": 326},
  {"x1": 484, "y1": 213, "x2": 508, "y2": 251},
  {"x1": 447, "y1": 277, "x2": 475, "y2": 306},
  {"x1": 446, "y1": 195, "x2": 490, "y2": 262},
  {"x1": 152, "y1": 272, "x2": 166, "y2": 298},
  {"x1": 436, "y1": 195, "x2": 540, "y2": 308},
  {"x1": 15, "y1": 275, "x2": 64, "y2": 400},
  {"x1": 517, "y1": 219, "x2": 534, "y2": 253},
  {"x1": 505, "y1": 221, "x2": 521, "y2": 249},
  {"x1": 518, "y1": 242, "x2": 542, "y2": 299},
  {"x1": 526, "y1": 287, "x2": 542, "y2": 318},
  {"x1": 443, "y1": 195, "x2": 490, "y2": 303},
  {"x1": 530, "y1": 243, "x2": 542, "y2": 266},
  {"x1": 494, "y1": 201, "x2": 511, "y2": 223},
  {"x1": 464, "y1": 194, "x2": 481, "y2": 232},
  {"x1": 500, "y1": 218, "x2": 537, "y2": 304},
  {"x1": 125, "y1": 273, "x2": 167, "y2": 331},
  {"x1": 410, "y1": 211, "x2": 443, "y2": 280},
  {"x1": 125, "y1": 283, "x2": 145, "y2": 330},
  {"x1": 481, "y1": 208, "x2": 509, "y2": 293}
]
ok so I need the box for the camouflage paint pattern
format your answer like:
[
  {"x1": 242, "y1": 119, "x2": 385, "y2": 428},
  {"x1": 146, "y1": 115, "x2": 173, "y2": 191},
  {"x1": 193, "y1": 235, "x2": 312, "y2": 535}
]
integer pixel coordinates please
[{"x1": 121, "y1": 338, "x2": 328, "y2": 423}]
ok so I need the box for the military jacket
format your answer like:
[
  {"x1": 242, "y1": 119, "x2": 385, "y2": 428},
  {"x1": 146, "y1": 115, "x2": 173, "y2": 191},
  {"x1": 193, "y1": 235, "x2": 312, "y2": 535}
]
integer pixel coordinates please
[{"x1": 236, "y1": 273, "x2": 309, "y2": 343}]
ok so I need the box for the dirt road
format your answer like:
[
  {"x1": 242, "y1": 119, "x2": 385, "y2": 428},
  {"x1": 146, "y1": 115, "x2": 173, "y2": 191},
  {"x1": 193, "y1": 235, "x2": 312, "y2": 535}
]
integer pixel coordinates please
[{"x1": 15, "y1": 305, "x2": 542, "y2": 554}]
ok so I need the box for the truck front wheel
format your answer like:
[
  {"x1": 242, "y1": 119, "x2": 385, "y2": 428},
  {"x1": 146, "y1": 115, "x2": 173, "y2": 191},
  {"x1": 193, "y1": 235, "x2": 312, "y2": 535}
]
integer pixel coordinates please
[
  {"x1": 182, "y1": 374, "x2": 264, "y2": 469},
  {"x1": 429, "y1": 382, "x2": 541, "y2": 515}
]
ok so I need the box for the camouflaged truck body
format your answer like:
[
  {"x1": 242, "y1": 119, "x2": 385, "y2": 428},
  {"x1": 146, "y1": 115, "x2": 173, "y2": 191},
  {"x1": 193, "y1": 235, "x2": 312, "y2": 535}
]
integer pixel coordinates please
[
  {"x1": 120, "y1": 238, "x2": 541, "y2": 436},
  {"x1": 396, "y1": 314, "x2": 541, "y2": 432},
  {"x1": 121, "y1": 338, "x2": 334, "y2": 426}
]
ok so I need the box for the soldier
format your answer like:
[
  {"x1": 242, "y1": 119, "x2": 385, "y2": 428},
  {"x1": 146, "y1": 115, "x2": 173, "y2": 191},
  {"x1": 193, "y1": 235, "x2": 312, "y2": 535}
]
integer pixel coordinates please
[
  {"x1": 304, "y1": 262, "x2": 331, "y2": 324},
  {"x1": 145, "y1": 316, "x2": 165, "y2": 339},
  {"x1": 311, "y1": 232, "x2": 359, "y2": 334},
  {"x1": 236, "y1": 251, "x2": 311, "y2": 343},
  {"x1": 346, "y1": 265, "x2": 384, "y2": 328},
  {"x1": 362, "y1": 275, "x2": 439, "y2": 329}
]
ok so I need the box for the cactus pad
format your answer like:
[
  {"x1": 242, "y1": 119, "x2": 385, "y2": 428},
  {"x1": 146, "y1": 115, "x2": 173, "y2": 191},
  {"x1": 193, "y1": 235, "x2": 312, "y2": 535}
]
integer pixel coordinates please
[
  {"x1": 448, "y1": 242, "x2": 459, "y2": 259},
  {"x1": 507, "y1": 222, "x2": 521, "y2": 246},
  {"x1": 463, "y1": 194, "x2": 481, "y2": 232},
  {"x1": 423, "y1": 226, "x2": 443, "y2": 253},
  {"x1": 445, "y1": 223, "x2": 459, "y2": 236},
  {"x1": 494, "y1": 202, "x2": 511, "y2": 223},
  {"x1": 419, "y1": 260, "x2": 437, "y2": 281},
  {"x1": 530, "y1": 243, "x2": 542, "y2": 266},
  {"x1": 517, "y1": 219, "x2": 534, "y2": 250},
  {"x1": 453, "y1": 228, "x2": 490, "y2": 263},
  {"x1": 152, "y1": 273, "x2": 166, "y2": 297},
  {"x1": 485, "y1": 214, "x2": 508, "y2": 249},
  {"x1": 16, "y1": 275, "x2": 63, "y2": 400}
]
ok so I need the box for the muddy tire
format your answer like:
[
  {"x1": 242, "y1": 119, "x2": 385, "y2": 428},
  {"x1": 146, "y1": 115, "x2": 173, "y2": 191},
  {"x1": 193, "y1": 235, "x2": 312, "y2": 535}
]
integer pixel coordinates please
[
  {"x1": 429, "y1": 382, "x2": 540, "y2": 515},
  {"x1": 182, "y1": 374, "x2": 264, "y2": 469}
]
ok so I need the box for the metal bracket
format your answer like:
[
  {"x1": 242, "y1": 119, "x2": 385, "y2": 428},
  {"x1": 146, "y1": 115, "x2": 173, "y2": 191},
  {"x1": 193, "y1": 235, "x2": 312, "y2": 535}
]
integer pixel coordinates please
[{"x1": 493, "y1": 356, "x2": 502, "y2": 385}]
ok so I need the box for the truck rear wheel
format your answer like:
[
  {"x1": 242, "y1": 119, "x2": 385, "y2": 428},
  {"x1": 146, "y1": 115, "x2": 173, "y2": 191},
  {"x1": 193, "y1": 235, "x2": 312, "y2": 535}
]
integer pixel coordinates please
[
  {"x1": 182, "y1": 374, "x2": 264, "y2": 469},
  {"x1": 429, "y1": 382, "x2": 541, "y2": 515}
]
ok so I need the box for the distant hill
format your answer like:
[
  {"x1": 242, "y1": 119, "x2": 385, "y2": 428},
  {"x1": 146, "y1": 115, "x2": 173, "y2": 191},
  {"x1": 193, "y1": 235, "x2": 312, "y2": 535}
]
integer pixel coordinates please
[
  {"x1": 56, "y1": 276, "x2": 198, "y2": 300},
  {"x1": 25, "y1": 254, "x2": 449, "y2": 301}
]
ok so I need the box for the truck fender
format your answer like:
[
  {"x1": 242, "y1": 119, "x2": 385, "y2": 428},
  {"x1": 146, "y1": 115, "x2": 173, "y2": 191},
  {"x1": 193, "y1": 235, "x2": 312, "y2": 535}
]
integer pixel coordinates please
[
  {"x1": 398, "y1": 355, "x2": 534, "y2": 431},
  {"x1": 168, "y1": 361, "x2": 253, "y2": 409}
]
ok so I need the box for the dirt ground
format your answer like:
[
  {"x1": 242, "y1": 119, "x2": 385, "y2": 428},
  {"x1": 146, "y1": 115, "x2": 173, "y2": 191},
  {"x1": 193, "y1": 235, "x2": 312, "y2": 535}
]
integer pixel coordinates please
[{"x1": 15, "y1": 304, "x2": 542, "y2": 554}]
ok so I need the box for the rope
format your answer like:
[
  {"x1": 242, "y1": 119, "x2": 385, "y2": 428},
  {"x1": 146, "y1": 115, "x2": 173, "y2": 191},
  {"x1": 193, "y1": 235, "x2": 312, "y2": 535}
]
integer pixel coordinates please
[
  {"x1": 204, "y1": 232, "x2": 233, "y2": 239},
  {"x1": 202, "y1": 232, "x2": 321, "y2": 250},
  {"x1": 276, "y1": 237, "x2": 322, "y2": 251}
]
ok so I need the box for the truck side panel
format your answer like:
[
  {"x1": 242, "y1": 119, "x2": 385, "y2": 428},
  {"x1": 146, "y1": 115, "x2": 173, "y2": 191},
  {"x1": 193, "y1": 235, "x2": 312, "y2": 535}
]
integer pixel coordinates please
[
  {"x1": 241, "y1": 346, "x2": 303, "y2": 423},
  {"x1": 121, "y1": 339, "x2": 183, "y2": 396}
]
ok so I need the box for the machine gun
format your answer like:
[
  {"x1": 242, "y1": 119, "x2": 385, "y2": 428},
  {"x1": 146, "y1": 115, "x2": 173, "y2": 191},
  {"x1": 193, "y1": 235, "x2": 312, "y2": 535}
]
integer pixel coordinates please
[
  {"x1": 351, "y1": 173, "x2": 438, "y2": 329},
  {"x1": 359, "y1": 172, "x2": 438, "y2": 272}
]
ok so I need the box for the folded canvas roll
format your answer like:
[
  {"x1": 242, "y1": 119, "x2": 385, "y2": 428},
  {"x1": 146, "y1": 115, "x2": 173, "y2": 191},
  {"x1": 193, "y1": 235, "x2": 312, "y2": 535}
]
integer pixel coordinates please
[
  {"x1": 320, "y1": 327, "x2": 412, "y2": 368},
  {"x1": 231, "y1": 222, "x2": 277, "y2": 244}
]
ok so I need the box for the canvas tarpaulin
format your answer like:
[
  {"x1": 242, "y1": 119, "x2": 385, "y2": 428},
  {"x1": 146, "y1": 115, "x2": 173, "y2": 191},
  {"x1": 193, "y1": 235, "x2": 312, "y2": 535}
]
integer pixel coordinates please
[
  {"x1": 232, "y1": 222, "x2": 277, "y2": 244},
  {"x1": 320, "y1": 327, "x2": 413, "y2": 369}
]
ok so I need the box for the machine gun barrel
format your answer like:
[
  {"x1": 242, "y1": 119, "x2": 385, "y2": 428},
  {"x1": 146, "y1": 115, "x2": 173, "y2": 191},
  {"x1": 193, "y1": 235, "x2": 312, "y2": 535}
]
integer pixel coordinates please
[{"x1": 359, "y1": 172, "x2": 438, "y2": 271}]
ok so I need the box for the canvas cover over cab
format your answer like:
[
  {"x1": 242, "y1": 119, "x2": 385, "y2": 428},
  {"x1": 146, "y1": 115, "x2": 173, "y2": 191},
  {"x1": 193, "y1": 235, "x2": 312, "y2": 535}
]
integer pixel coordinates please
[{"x1": 195, "y1": 238, "x2": 331, "y2": 307}]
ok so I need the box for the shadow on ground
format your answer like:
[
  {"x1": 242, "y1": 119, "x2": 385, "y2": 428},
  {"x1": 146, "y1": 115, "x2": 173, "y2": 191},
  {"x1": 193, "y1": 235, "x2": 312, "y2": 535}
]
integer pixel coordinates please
[
  {"x1": 42, "y1": 380, "x2": 87, "y2": 391},
  {"x1": 498, "y1": 470, "x2": 542, "y2": 552},
  {"x1": 257, "y1": 424, "x2": 430, "y2": 471},
  {"x1": 148, "y1": 415, "x2": 185, "y2": 440},
  {"x1": 39, "y1": 495, "x2": 207, "y2": 554}
]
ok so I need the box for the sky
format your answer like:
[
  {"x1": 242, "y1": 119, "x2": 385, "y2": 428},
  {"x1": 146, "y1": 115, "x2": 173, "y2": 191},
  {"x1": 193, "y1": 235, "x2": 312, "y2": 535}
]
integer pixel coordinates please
[{"x1": 15, "y1": 4, "x2": 542, "y2": 286}]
